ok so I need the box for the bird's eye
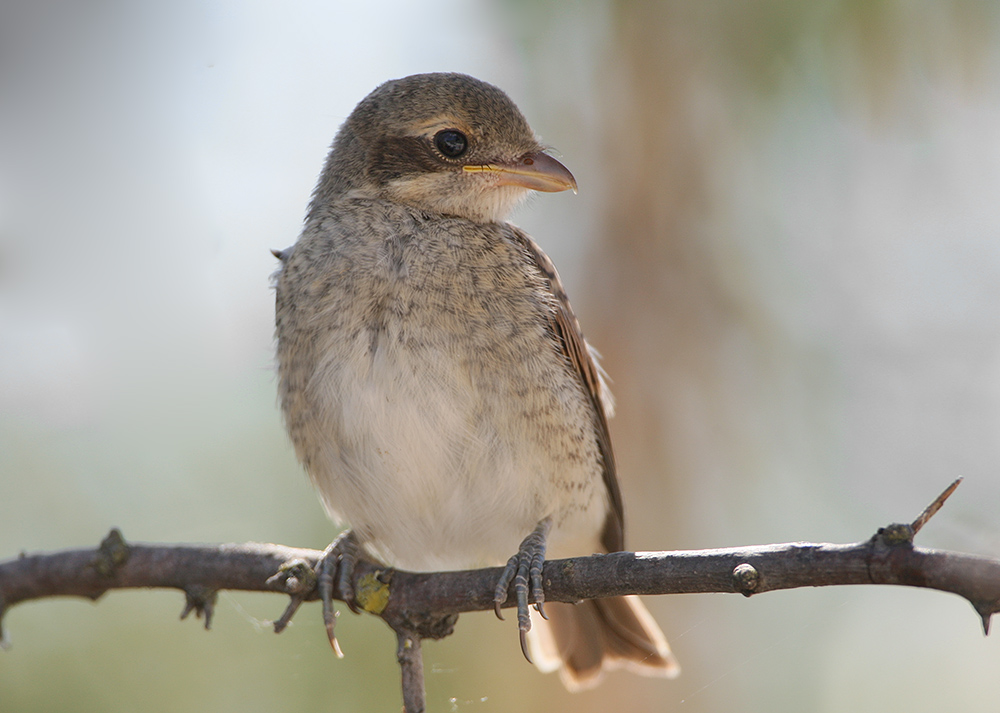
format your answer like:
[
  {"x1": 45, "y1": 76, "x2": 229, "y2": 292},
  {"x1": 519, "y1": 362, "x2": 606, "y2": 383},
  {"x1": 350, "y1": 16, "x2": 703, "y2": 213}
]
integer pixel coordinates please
[{"x1": 434, "y1": 129, "x2": 468, "y2": 158}]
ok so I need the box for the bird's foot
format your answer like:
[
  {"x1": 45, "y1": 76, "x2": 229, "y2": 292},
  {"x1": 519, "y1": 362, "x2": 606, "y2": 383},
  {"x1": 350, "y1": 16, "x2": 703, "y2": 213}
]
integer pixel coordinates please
[
  {"x1": 494, "y1": 518, "x2": 552, "y2": 662},
  {"x1": 317, "y1": 530, "x2": 361, "y2": 657}
]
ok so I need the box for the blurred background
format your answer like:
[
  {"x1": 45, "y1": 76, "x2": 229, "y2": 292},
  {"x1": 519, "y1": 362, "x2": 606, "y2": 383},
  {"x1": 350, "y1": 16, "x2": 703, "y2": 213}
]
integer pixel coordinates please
[{"x1": 2, "y1": 1, "x2": 1000, "y2": 711}]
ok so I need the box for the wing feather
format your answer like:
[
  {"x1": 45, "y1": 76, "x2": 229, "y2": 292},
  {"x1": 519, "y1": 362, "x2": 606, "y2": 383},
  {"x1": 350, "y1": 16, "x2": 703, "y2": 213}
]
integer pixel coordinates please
[{"x1": 510, "y1": 227, "x2": 625, "y2": 553}]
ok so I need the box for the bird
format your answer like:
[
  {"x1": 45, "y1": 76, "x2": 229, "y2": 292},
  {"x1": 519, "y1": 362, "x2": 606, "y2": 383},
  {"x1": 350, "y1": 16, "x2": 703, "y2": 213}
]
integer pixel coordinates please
[{"x1": 273, "y1": 72, "x2": 679, "y2": 691}]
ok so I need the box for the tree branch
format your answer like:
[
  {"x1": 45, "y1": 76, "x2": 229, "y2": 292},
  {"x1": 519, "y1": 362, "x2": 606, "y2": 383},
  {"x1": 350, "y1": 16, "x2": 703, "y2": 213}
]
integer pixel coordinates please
[{"x1": 2, "y1": 480, "x2": 997, "y2": 712}]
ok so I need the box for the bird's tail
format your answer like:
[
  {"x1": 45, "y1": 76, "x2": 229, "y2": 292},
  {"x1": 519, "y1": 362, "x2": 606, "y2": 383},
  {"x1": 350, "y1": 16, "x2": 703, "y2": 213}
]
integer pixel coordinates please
[{"x1": 526, "y1": 595, "x2": 680, "y2": 691}]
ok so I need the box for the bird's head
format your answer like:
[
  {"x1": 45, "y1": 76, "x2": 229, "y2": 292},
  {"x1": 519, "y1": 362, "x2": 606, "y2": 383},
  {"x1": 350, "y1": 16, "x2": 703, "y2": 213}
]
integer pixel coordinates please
[{"x1": 311, "y1": 73, "x2": 576, "y2": 224}]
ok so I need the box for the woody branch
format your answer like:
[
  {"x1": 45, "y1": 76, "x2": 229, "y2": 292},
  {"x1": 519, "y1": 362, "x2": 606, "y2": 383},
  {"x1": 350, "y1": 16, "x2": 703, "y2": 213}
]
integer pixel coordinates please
[{"x1": 1, "y1": 480, "x2": 998, "y2": 712}]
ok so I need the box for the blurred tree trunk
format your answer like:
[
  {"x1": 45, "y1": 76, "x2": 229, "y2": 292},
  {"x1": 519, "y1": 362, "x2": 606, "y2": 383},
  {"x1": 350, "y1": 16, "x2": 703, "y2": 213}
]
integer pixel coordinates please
[{"x1": 502, "y1": 1, "x2": 1000, "y2": 711}]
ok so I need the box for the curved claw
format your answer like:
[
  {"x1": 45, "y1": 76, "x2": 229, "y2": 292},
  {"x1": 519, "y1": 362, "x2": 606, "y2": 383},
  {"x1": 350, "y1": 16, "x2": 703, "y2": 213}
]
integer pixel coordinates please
[
  {"x1": 494, "y1": 551, "x2": 519, "y2": 621},
  {"x1": 315, "y1": 530, "x2": 361, "y2": 657},
  {"x1": 317, "y1": 552, "x2": 344, "y2": 657},
  {"x1": 519, "y1": 628, "x2": 533, "y2": 664},
  {"x1": 324, "y1": 609, "x2": 343, "y2": 658},
  {"x1": 338, "y1": 555, "x2": 360, "y2": 615},
  {"x1": 534, "y1": 601, "x2": 548, "y2": 621},
  {"x1": 493, "y1": 518, "x2": 552, "y2": 662}
]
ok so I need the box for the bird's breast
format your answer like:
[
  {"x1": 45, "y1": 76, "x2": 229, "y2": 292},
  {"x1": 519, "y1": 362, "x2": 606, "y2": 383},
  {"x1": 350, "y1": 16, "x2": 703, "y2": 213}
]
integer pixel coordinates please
[{"x1": 277, "y1": 201, "x2": 607, "y2": 570}]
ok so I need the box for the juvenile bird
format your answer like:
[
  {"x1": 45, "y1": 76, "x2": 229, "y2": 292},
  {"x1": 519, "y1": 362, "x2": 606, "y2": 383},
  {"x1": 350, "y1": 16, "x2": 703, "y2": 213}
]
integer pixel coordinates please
[{"x1": 274, "y1": 72, "x2": 678, "y2": 690}]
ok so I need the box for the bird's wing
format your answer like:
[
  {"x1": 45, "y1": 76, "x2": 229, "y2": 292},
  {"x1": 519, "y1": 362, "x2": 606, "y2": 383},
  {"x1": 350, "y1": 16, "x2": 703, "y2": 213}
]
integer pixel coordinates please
[{"x1": 510, "y1": 227, "x2": 625, "y2": 553}]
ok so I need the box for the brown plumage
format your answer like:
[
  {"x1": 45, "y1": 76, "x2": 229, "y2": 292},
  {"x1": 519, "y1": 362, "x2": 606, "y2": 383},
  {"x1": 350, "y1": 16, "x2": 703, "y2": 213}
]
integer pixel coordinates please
[{"x1": 274, "y1": 72, "x2": 678, "y2": 690}]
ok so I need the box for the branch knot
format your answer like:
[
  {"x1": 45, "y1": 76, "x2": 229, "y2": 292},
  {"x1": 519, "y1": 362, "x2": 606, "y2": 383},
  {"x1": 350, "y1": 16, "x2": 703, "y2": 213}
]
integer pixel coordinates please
[
  {"x1": 91, "y1": 528, "x2": 130, "y2": 578},
  {"x1": 732, "y1": 562, "x2": 760, "y2": 596}
]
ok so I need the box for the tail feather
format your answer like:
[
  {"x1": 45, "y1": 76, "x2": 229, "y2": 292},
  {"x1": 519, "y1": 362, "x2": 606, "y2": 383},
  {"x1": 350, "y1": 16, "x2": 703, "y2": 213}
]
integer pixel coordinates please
[{"x1": 526, "y1": 595, "x2": 679, "y2": 691}]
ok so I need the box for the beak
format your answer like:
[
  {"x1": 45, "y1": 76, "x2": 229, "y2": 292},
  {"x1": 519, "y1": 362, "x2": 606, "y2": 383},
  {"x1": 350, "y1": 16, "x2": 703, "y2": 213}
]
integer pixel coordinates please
[{"x1": 463, "y1": 151, "x2": 577, "y2": 193}]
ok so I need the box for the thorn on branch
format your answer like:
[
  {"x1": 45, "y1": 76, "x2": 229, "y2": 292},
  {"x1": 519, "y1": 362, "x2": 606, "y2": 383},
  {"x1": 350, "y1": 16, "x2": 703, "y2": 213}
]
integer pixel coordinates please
[
  {"x1": 873, "y1": 478, "x2": 964, "y2": 550},
  {"x1": 180, "y1": 585, "x2": 218, "y2": 630},
  {"x1": 912, "y1": 477, "x2": 963, "y2": 535},
  {"x1": 91, "y1": 528, "x2": 130, "y2": 577},
  {"x1": 972, "y1": 601, "x2": 995, "y2": 636}
]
